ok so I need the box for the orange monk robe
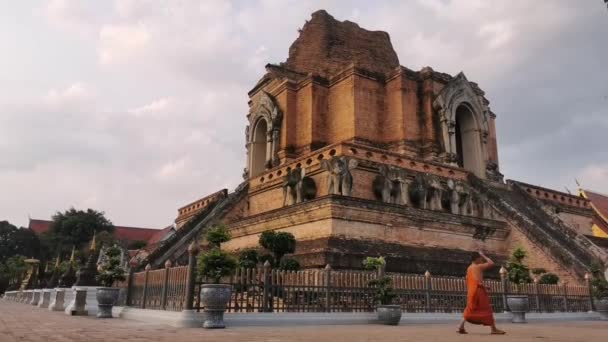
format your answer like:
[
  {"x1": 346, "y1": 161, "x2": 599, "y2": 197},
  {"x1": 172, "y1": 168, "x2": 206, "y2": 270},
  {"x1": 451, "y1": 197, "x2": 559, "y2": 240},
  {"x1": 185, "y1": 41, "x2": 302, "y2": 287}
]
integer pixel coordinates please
[{"x1": 463, "y1": 268, "x2": 495, "y2": 326}]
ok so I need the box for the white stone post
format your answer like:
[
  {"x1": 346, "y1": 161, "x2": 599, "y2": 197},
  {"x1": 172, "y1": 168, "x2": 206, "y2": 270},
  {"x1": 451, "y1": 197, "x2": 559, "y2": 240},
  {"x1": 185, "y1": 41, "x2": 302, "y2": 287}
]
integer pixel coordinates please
[
  {"x1": 38, "y1": 289, "x2": 52, "y2": 308},
  {"x1": 49, "y1": 288, "x2": 66, "y2": 312}
]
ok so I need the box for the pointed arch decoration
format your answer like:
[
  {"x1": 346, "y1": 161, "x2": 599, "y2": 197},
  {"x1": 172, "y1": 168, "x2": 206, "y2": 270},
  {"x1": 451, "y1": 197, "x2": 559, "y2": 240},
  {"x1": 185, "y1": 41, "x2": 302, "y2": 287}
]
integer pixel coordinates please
[
  {"x1": 433, "y1": 73, "x2": 491, "y2": 178},
  {"x1": 245, "y1": 92, "x2": 283, "y2": 178}
]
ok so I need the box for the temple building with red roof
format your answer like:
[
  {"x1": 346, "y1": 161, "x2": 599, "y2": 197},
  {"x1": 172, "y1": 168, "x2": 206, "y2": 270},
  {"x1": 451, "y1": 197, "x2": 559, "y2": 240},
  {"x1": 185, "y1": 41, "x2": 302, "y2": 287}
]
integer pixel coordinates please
[{"x1": 27, "y1": 218, "x2": 175, "y2": 249}]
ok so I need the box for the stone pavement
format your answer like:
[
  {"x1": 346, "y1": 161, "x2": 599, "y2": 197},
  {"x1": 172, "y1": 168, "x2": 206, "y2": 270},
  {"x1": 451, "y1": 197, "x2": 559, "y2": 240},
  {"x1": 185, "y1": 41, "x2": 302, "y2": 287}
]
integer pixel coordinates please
[{"x1": 1, "y1": 301, "x2": 606, "y2": 342}]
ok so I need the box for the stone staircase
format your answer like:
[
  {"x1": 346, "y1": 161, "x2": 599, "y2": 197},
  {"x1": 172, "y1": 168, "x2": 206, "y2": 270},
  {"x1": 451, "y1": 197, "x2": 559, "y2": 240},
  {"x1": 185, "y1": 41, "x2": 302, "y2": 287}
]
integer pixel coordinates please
[
  {"x1": 140, "y1": 182, "x2": 249, "y2": 270},
  {"x1": 468, "y1": 175, "x2": 606, "y2": 279}
]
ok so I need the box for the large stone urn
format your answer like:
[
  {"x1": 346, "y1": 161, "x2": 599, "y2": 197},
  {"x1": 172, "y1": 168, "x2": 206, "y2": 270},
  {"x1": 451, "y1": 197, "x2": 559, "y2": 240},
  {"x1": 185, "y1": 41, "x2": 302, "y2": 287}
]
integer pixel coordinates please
[
  {"x1": 507, "y1": 295, "x2": 529, "y2": 323},
  {"x1": 96, "y1": 287, "x2": 120, "y2": 318},
  {"x1": 377, "y1": 305, "x2": 402, "y2": 325},
  {"x1": 594, "y1": 298, "x2": 608, "y2": 320},
  {"x1": 200, "y1": 284, "x2": 232, "y2": 328}
]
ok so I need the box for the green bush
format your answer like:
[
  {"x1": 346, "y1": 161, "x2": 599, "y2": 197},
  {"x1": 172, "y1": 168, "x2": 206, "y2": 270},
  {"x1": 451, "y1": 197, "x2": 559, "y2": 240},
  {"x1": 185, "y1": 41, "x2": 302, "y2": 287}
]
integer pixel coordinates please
[
  {"x1": 238, "y1": 249, "x2": 259, "y2": 269},
  {"x1": 363, "y1": 256, "x2": 395, "y2": 305},
  {"x1": 279, "y1": 258, "x2": 300, "y2": 271},
  {"x1": 96, "y1": 245, "x2": 126, "y2": 287},
  {"x1": 539, "y1": 273, "x2": 559, "y2": 285},
  {"x1": 259, "y1": 231, "x2": 296, "y2": 266},
  {"x1": 259, "y1": 254, "x2": 275, "y2": 267},
  {"x1": 198, "y1": 248, "x2": 237, "y2": 284},
  {"x1": 205, "y1": 224, "x2": 231, "y2": 248},
  {"x1": 507, "y1": 248, "x2": 532, "y2": 285}
]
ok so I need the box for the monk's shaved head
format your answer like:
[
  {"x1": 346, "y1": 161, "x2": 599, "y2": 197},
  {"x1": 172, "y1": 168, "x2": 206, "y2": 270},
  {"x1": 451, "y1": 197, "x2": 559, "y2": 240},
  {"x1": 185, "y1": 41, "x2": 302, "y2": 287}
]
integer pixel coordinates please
[{"x1": 471, "y1": 252, "x2": 482, "y2": 263}]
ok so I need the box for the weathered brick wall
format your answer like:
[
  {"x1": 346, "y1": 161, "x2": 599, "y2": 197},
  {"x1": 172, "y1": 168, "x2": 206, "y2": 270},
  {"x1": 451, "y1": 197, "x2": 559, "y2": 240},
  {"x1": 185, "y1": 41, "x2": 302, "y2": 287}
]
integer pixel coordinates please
[
  {"x1": 285, "y1": 10, "x2": 399, "y2": 78},
  {"x1": 506, "y1": 222, "x2": 581, "y2": 285}
]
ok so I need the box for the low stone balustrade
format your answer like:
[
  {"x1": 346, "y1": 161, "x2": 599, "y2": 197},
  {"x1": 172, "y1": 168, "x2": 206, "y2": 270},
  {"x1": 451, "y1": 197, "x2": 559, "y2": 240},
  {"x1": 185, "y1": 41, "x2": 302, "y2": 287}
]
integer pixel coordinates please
[
  {"x1": 49, "y1": 288, "x2": 66, "y2": 312},
  {"x1": 38, "y1": 289, "x2": 52, "y2": 308}
]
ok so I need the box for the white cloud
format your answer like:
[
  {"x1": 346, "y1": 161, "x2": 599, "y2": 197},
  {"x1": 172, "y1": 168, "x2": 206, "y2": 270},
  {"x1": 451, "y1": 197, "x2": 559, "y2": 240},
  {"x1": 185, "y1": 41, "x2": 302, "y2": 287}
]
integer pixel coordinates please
[
  {"x1": 2, "y1": 0, "x2": 606, "y2": 229},
  {"x1": 98, "y1": 24, "x2": 150, "y2": 65},
  {"x1": 579, "y1": 164, "x2": 608, "y2": 193},
  {"x1": 42, "y1": 0, "x2": 98, "y2": 37},
  {"x1": 128, "y1": 97, "x2": 173, "y2": 117}
]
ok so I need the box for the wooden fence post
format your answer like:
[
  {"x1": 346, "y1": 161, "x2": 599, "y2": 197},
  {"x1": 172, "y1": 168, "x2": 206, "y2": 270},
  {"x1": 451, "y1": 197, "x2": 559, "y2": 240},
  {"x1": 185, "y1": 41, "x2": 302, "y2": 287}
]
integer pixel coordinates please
[
  {"x1": 141, "y1": 264, "x2": 151, "y2": 309},
  {"x1": 585, "y1": 273, "x2": 594, "y2": 312},
  {"x1": 499, "y1": 266, "x2": 509, "y2": 312},
  {"x1": 184, "y1": 242, "x2": 199, "y2": 311},
  {"x1": 424, "y1": 270, "x2": 432, "y2": 312},
  {"x1": 125, "y1": 268, "x2": 134, "y2": 306},
  {"x1": 325, "y1": 264, "x2": 332, "y2": 313},
  {"x1": 561, "y1": 281, "x2": 568, "y2": 312},
  {"x1": 533, "y1": 276, "x2": 541, "y2": 312},
  {"x1": 161, "y1": 260, "x2": 172, "y2": 310},
  {"x1": 262, "y1": 261, "x2": 271, "y2": 312}
]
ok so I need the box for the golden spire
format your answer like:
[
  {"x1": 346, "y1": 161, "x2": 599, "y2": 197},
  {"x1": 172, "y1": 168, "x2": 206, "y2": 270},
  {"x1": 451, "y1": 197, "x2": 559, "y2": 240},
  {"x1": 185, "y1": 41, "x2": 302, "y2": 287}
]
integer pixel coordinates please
[
  {"x1": 90, "y1": 231, "x2": 97, "y2": 251},
  {"x1": 69, "y1": 246, "x2": 76, "y2": 264}
]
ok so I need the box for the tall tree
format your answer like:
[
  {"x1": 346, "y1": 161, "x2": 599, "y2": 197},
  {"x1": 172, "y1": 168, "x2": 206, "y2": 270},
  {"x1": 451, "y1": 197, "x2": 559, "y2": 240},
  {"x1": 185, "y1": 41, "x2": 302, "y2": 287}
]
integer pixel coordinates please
[
  {"x1": 0, "y1": 221, "x2": 41, "y2": 262},
  {"x1": 48, "y1": 208, "x2": 114, "y2": 256}
]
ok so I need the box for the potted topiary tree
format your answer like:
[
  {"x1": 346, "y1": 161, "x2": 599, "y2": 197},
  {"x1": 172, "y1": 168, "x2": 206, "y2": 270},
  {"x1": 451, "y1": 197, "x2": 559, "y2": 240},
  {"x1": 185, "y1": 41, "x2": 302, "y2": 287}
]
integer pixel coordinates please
[
  {"x1": 589, "y1": 263, "x2": 608, "y2": 320},
  {"x1": 95, "y1": 245, "x2": 126, "y2": 318},
  {"x1": 505, "y1": 248, "x2": 531, "y2": 322},
  {"x1": 364, "y1": 256, "x2": 400, "y2": 325},
  {"x1": 198, "y1": 224, "x2": 237, "y2": 329}
]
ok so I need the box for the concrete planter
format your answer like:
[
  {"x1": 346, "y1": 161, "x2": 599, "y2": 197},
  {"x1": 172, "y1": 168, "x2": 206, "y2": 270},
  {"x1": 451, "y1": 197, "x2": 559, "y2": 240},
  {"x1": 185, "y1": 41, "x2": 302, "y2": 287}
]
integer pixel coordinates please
[
  {"x1": 96, "y1": 287, "x2": 120, "y2": 318},
  {"x1": 507, "y1": 295, "x2": 529, "y2": 323},
  {"x1": 377, "y1": 305, "x2": 402, "y2": 325},
  {"x1": 200, "y1": 284, "x2": 232, "y2": 329},
  {"x1": 594, "y1": 298, "x2": 608, "y2": 320}
]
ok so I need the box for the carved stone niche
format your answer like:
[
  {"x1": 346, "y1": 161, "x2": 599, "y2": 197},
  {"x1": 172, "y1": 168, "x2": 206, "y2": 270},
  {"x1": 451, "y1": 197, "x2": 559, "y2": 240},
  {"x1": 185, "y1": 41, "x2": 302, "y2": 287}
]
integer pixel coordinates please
[
  {"x1": 372, "y1": 165, "x2": 410, "y2": 206},
  {"x1": 320, "y1": 156, "x2": 358, "y2": 197},
  {"x1": 282, "y1": 167, "x2": 317, "y2": 206}
]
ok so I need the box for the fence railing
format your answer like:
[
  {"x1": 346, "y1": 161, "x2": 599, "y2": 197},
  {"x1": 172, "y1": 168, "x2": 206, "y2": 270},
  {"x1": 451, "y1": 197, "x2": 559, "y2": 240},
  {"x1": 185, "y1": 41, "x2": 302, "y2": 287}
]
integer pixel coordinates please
[{"x1": 122, "y1": 252, "x2": 595, "y2": 314}]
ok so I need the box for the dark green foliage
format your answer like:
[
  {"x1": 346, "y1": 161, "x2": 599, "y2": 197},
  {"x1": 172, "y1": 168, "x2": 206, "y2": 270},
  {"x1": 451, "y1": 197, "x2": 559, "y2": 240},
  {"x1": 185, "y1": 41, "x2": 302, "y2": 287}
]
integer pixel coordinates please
[
  {"x1": 279, "y1": 258, "x2": 300, "y2": 271},
  {"x1": 48, "y1": 208, "x2": 114, "y2": 255},
  {"x1": 128, "y1": 240, "x2": 147, "y2": 250},
  {"x1": 589, "y1": 261, "x2": 608, "y2": 299},
  {"x1": 259, "y1": 254, "x2": 275, "y2": 267},
  {"x1": 364, "y1": 257, "x2": 395, "y2": 305},
  {"x1": 205, "y1": 224, "x2": 231, "y2": 248},
  {"x1": 531, "y1": 268, "x2": 547, "y2": 275},
  {"x1": 259, "y1": 231, "x2": 296, "y2": 266},
  {"x1": 238, "y1": 249, "x2": 259, "y2": 268},
  {"x1": 539, "y1": 273, "x2": 559, "y2": 285},
  {"x1": 0, "y1": 221, "x2": 41, "y2": 263},
  {"x1": 0, "y1": 255, "x2": 27, "y2": 293},
  {"x1": 96, "y1": 245, "x2": 126, "y2": 287},
  {"x1": 197, "y1": 248, "x2": 237, "y2": 284},
  {"x1": 368, "y1": 276, "x2": 397, "y2": 305},
  {"x1": 507, "y1": 248, "x2": 531, "y2": 284}
]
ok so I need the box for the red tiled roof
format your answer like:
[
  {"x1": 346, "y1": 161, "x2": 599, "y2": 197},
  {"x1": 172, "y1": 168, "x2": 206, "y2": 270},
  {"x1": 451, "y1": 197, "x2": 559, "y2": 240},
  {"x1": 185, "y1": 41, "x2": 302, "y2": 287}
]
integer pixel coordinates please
[
  {"x1": 28, "y1": 219, "x2": 52, "y2": 234},
  {"x1": 27, "y1": 219, "x2": 163, "y2": 244},
  {"x1": 585, "y1": 190, "x2": 608, "y2": 223},
  {"x1": 147, "y1": 225, "x2": 175, "y2": 245}
]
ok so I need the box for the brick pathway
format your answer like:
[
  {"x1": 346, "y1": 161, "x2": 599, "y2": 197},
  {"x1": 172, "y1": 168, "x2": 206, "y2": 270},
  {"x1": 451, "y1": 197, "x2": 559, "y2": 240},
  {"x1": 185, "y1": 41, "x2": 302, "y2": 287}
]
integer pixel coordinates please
[{"x1": 1, "y1": 301, "x2": 606, "y2": 342}]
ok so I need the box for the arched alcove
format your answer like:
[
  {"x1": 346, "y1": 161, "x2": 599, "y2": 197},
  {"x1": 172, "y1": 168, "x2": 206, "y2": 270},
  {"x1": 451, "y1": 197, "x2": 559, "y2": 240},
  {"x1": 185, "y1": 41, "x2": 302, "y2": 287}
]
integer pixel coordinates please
[
  {"x1": 251, "y1": 119, "x2": 268, "y2": 177},
  {"x1": 455, "y1": 104, "x2": 483, "y2": 176}
]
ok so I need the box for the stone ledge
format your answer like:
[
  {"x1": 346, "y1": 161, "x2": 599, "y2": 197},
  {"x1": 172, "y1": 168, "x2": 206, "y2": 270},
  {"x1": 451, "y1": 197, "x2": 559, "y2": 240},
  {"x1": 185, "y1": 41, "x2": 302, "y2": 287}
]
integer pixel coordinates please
[{"x1": 114, "y1": 307, "x2": 603, "y2": 327}]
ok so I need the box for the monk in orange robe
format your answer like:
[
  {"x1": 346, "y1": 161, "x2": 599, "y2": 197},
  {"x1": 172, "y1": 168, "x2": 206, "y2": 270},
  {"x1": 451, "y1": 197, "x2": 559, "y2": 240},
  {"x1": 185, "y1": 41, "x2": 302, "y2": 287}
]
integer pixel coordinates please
[{"x1": 457, "y1": 251, "x2": 505, "y2": 335}]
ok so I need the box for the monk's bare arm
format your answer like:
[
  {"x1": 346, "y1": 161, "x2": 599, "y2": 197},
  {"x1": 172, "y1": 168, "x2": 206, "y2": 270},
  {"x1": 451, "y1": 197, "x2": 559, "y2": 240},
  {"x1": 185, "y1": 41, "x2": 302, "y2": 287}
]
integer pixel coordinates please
[{"x1": 478, "y1": 251, "x2": 495, "y2": 270}]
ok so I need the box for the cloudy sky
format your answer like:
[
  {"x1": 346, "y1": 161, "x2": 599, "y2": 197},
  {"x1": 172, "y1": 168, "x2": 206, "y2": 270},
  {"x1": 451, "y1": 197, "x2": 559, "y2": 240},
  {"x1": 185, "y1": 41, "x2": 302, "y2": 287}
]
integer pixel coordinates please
[{"x1": 1, "y1": 0, "x2": 607, "y2": 228}]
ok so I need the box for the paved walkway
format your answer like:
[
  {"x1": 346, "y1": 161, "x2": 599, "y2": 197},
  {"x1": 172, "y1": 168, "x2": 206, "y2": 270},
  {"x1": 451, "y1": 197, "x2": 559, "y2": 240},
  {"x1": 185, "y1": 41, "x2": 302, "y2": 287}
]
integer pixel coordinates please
[{"x1": 1, "y1": 301, "x2": 606, "y2": 342}]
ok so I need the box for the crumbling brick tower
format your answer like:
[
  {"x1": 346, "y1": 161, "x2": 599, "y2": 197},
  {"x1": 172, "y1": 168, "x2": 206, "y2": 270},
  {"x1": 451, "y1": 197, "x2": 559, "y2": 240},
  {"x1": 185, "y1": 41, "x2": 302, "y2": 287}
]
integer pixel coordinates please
[{"x1": 148, "y1": 10, "x2": 606, "y2": 283}]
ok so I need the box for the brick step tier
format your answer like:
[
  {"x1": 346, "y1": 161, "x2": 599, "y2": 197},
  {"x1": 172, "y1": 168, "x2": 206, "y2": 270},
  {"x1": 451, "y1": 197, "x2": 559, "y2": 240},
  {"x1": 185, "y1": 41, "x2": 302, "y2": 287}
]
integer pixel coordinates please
[{"x1": 468, "y1": 174, "x2": 607, "y2": 279}]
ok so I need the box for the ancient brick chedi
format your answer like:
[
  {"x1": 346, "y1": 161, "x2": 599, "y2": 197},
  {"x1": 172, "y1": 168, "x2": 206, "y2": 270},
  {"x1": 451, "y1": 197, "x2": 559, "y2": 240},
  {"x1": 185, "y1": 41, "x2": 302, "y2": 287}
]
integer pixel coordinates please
[{"x1": 141, "y1": 10, "x2": 607, "y2": 283}]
